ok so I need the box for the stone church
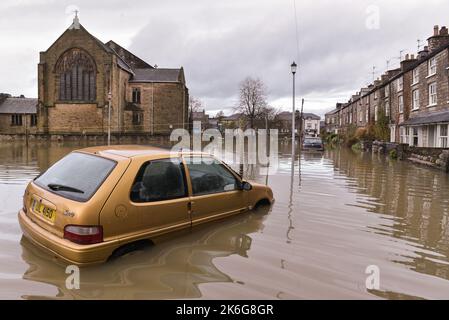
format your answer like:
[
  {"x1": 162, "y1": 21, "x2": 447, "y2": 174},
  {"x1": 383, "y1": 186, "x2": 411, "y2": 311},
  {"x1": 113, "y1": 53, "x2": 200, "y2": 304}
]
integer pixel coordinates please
[{"x1": 36, "y1": 14, "x2": 189, "y2": 137}]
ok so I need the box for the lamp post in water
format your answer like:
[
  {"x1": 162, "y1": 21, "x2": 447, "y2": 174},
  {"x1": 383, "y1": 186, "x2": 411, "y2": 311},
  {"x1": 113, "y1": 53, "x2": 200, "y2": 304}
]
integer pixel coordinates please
[{"x1": 291, "y1": 62, "x2": 297, "y2": 160}]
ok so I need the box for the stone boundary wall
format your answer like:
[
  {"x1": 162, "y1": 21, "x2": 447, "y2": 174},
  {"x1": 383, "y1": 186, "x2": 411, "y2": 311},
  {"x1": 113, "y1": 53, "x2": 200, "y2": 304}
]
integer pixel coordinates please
[
  {"x1": 0, "y1": 133, "x2": 173, "y2": 145},
  {"x1": 367, "y1": 140, "x2": 449, "y2": 172}
]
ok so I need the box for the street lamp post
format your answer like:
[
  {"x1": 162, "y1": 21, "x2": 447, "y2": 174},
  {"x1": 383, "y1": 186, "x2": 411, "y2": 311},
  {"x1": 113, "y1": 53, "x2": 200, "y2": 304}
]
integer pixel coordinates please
[{"x1": 291, "y1": 62, "x2": 297, "y2": 158}]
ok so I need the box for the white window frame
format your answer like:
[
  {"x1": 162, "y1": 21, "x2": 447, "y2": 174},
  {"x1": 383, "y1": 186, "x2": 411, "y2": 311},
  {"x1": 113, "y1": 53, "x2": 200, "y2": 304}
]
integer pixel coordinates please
[
  {"x1": 412, "y1": 68, "x2": 419, "y2": 85},
  {"x1": 412, "y1": 89, "x2": 420, "y2": 110},
  {"x1": 398, "y1": 77, "x2": 403, "y2": 91},
  {"x1": 374, "y1": 105, "x2": 378, "y2": 121},
  {"x1": 398, "y1": 95, "x2": 404, "y2": 114},
  {"x1": 428, "y1": 82, "x2": 437, "y2": 106},
  {"x1": 439, "y1": 124, "x2": 448, "y2": 148},
  {"x1": 384, "y1": 86, "x2": 389, "y2": 97},
  {"x1": 385, "y1": 100, "x2": 390, "y2": 116},
  {"x1": 412, "y1": 127, "x2": 419, "y2": 146},
  {"x1": 428, "y1": 57, "x2": 437, "y2": 76}
]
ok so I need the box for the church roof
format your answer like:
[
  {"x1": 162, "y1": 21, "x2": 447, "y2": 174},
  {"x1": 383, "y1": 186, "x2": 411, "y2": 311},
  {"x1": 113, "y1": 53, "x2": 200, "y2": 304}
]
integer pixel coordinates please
[
  {"x1": 106, "y1": 41, "x2": 153, "y2": 70},
  {"x1": 130, "y1": 68, "x2": 183, "y2": 83},
  {"x1": 0, "y1": 98, "x2": 37, "y2": 114}
]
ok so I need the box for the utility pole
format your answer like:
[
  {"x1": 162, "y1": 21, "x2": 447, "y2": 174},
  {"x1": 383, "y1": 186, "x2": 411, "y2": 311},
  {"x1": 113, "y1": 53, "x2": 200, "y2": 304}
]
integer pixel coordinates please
[{"x1": 108, "y1": 91, "x2": 112, "y2": 146}]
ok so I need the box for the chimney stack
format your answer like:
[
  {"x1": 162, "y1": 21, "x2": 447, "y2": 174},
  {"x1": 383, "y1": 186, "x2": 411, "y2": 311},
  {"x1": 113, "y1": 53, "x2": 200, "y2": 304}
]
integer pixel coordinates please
[
  {"x1": 400, "y1": 53, "x2": 418, "y2": 71},
  {"x1": 428, "y1": 25, "x2": 449, "y2": 52},
  {"x1": 434, "y1": 25, "x2": 439, "y2": 36}
]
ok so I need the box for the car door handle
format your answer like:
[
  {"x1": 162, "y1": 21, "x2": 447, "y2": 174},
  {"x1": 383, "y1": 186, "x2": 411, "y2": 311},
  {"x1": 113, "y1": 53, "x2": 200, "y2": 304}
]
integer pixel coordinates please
[{"x1": 187, "y1": 201, "x2": 194, "y2": 212}]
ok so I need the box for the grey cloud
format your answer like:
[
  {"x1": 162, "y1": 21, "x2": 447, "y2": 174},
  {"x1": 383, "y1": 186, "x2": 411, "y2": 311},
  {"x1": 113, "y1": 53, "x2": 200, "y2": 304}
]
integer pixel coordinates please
[{"x1": 2, "y1": 0, "x2": 449, "y2": 114}]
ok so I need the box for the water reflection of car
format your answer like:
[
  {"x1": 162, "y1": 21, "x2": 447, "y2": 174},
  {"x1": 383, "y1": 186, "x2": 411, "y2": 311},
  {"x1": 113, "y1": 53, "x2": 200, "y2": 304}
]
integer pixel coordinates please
[
  {"x1": 302, "y1": 137, "x2": 324, "y2": 151},
  {"x1": 18, "y1": 145, "x2": 274, "y2": 266},
  {"x1": 20, "y1": 205, "x2": 271, "y2": 299}
]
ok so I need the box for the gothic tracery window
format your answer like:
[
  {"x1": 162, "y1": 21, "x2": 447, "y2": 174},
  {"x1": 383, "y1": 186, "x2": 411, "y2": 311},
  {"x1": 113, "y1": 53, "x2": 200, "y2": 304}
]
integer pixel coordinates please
[{"x1": 55, "y1": 48, "x2": 96, "y2": 102}]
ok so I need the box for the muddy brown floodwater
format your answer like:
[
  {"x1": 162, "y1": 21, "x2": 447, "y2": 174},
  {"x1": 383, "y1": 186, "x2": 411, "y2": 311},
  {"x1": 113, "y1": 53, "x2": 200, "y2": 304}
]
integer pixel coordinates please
[{"x1": 1, "y1": 141, "x2": 449, "y2": 299}]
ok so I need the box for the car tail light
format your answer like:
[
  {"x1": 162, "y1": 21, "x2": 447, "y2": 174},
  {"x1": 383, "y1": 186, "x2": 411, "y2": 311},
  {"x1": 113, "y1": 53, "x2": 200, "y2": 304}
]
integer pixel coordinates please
[{"x1": 64, "y1": 225, "x2": 103, "y2": 244}]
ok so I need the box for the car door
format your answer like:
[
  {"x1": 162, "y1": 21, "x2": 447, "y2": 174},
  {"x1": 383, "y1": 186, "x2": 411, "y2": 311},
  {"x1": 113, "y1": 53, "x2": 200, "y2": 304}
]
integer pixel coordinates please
[
  {"x1": 183, "y1": 155, "x2": 248, "y2": 226},
  {"x1": 100, "y1": 157, "x2": 191, "y2": 240}
]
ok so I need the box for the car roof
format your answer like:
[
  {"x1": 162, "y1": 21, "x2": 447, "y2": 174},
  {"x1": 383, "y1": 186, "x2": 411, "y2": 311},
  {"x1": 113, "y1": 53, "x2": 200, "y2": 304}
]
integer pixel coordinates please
[{"x1": 77, "y1": 145, "x2": 211, "y2": 161}]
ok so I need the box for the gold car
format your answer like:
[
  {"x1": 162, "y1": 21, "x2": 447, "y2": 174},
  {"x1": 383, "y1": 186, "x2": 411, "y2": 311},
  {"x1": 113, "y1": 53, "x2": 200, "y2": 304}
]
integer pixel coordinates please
[{"x1": 18, "y1": 145, "x2": 274, "y2": 266}]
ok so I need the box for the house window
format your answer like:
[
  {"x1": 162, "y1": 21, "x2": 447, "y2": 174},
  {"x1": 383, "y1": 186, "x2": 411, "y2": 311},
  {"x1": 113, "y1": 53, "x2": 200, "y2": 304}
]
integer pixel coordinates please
[
  {"x1": 412, "y1": 68, "x2": 419, "y2": 84},
  {"x1": 374, "y1": 105, "x2": 378, "y2": 121},
  {"x1": 412, "y1": 127, "x2": 419, "y2": 146},
  {"x1": 440, "y1": 124, "x2": 448, "y2": 148},
  {"x1": 398, "y1": 95, "x2": 404, "y2": 113},
  {"x1": 384, "y1": 86, "x2": 389, "y2": 97},
  {"x1": 30, "y1": 114, "x2": 37, "y2": 127},
  {"x1": 11, "y1": 114, "x2": 23, "y2": 126},
  {"x1": 132, "y1": 88, "x2": 141, "y2": 104},
  {"x1": 359, "y1": 112, "x2": 363, "y2": 122},
  {"x1": 132, "y1": 111, "x2": 142, "y2": 125},
  {"x1": 374, "y1": 91, "x2": 378, "y2": 100},
  {"x1": 55, "y1": 48, "x2": 96, "y2": 102},
  {"x1": 385, "y1": 101, "x2": 390, "y2": 116},
  {"x1": 429, "y1": 82, "x2": 437, "y2": 106},
  {"x1": 398, "y1": 77, "x2": 403, "y2": 91},
  {"x1": 412, "y1": 89, "x2": 420, "y2": 110},
  {"x1": 428, "y1": 57, "x2": 437, "y2": 76},
  {"x1": 366, "y1": 109, "x2": 369, "y2": 122},
  {"x1": 404, "y1": 127, "x2": 410, "y2": 144}
]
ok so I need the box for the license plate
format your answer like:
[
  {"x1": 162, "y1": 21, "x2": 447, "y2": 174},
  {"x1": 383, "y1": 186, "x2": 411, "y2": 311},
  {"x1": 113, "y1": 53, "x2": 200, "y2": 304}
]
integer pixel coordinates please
[{"x1": 32, "y1": 199, "x2": 56, "y2": 223}]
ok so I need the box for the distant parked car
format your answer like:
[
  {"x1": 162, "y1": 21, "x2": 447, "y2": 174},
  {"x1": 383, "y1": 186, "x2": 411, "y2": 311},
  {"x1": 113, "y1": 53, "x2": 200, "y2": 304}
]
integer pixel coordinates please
[
  {"x1": 18, "y1": 145, "x2": 274, "y2": 265},
  {"x1": 302, "y1": 137, "x2": 324, "y2": 151}
]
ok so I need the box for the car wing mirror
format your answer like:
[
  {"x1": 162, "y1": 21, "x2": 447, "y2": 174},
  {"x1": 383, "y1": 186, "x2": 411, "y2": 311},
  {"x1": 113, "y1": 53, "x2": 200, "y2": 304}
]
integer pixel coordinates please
[{"x1": 241, "y1": 181, "x2": 252, "y2": 191}]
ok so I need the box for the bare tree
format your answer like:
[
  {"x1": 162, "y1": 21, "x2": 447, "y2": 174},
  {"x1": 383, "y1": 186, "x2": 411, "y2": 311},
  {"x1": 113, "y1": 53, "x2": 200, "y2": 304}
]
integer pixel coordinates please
[
  {"x1": 235, "y1": 77, "x2": 268, "y2": 129},
  {"x1": 189, "y1": 96, "x2": 203, "y2": 114},
  {"x1": 215, "y1": 110, "x2": 225, "y2": 119}
]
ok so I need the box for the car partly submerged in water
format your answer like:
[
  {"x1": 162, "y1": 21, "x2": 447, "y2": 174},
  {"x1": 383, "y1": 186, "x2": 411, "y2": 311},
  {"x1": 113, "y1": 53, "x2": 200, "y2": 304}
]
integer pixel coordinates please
[
  {"x1": 302, "y1": 137, "x2": 324, "y2": 152},
  {"x1": 18, "y1": 145, "x2": 274, "y2": 266}
]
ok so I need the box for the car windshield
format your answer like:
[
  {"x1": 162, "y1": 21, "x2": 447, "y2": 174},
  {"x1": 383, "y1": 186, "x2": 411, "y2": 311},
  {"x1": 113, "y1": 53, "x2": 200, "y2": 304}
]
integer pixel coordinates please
[{"x1": 34, "y1": 152, "x2": 116, "y2": 202}]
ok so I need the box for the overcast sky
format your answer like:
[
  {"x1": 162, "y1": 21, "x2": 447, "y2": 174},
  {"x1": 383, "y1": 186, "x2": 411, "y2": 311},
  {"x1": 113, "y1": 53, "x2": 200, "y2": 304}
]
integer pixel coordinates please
[{"x1": 1, "y1": 0, "x2": 448, "y2": 117}]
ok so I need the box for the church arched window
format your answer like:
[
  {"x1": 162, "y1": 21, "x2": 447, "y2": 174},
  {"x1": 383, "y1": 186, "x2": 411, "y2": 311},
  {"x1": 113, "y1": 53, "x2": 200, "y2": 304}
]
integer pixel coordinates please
[{"x1": 55, "y1": 48, "x2": 96, "y2": 102}]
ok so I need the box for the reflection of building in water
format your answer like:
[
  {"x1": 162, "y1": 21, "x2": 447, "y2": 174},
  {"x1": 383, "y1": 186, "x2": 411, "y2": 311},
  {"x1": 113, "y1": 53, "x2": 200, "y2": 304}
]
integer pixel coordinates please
[
  {"x1": 20, "y1": 207, "x2": 269, "y2": 299},
  {"x1": 327, "y1": 149, "x2": 449, "y2": 280}
]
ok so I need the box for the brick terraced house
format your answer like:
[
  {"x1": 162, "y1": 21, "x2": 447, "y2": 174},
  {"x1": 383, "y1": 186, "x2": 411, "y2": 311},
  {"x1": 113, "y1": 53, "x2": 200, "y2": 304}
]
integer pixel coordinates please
[
  {"x1": 1, "y1": 14, "x2": 188, "y2": 139},
  {"x1": 325, "y1": 25, "x2": 449, "y2": 149}
]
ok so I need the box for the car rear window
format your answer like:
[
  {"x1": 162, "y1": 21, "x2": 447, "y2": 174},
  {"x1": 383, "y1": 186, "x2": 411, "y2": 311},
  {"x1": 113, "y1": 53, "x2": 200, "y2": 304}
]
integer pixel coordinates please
[{"x1": 34, "y1": 152, "x2": 117, "y2": 202}]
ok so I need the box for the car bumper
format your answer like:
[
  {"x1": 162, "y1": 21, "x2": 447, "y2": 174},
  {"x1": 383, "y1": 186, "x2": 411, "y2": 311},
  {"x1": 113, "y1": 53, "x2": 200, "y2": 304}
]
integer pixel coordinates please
[{"x1": 18, "y1": 209, "x2": 120, "y2": 266}]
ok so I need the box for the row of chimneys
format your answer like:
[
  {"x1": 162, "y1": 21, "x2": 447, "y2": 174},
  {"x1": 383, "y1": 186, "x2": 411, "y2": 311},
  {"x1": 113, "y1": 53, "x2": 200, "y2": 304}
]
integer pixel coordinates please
[
  {"x1": 374, "y1": 25, "x2": 449, "y2": 87},
  {"x1": 400, "y1": 25, "x2": 449, "y2": 68},
  {"x1": 335, "y1": 26, "x2": 449, "y2": 109}
]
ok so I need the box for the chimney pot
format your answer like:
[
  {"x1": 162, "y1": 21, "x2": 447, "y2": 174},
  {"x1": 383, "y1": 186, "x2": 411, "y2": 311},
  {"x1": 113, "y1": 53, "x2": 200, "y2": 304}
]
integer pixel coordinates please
[
  {"x1": 411, "y1": 54, "x2": 415, "y2": 59},
  {"x1": 434, "y1": 25, "x2": 439, "y2": 36},
  {"x1": 440, "y1": 26, "x2": 449, "y2": 36},
  {"x1": 405, "y1": 53, "x2": 409, "y2": 60}
]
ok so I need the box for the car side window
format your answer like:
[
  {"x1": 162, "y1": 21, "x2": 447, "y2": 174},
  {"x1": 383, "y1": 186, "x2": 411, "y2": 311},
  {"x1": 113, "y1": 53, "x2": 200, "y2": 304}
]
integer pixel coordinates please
[
  {"x1": 185, "y1": 157, "x2": 239, "y2": 196},
  {"x1": 130, "y1": 158, "x2": 187, "y2": 202}
]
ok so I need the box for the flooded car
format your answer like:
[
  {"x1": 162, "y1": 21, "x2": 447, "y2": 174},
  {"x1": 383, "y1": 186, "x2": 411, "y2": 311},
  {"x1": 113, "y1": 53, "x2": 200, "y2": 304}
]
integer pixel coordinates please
[
  {"x1": 302, "y1": 137, "x2": 324, "y2": 151},
  {"x1": 18, "y1": 145, "x2": 274, "y2": 266}
]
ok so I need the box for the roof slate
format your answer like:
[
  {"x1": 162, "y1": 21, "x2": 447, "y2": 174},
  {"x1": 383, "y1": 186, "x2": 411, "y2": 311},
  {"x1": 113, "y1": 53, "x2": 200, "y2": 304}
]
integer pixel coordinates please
[
  {"x1": 0, "y1": 98, "x2": 37, "y2": 114},
  {"x1": 130, "y1": 68, "x2": 181, "y2": 83},
  {"x1": 401, "y1": 110, "x2": 449, "y2": 126}
]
